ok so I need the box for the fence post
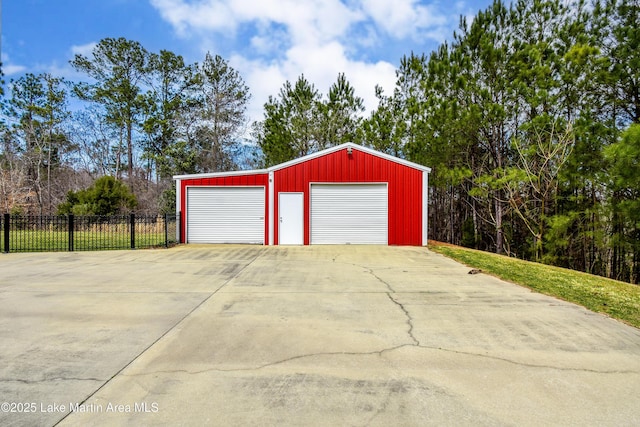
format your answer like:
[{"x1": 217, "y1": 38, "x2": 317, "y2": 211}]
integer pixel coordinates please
[
  {"x1": 164, "y1": 213, "x2": 169, "y2": 248},
  {"x1": 3, "y1": 214, "x2": 9, "y2": 253},
  {"x1": 130, "y1": 213, "x2": 136, "y2": 249},
  {"x1": 68, "y1": 215, "x2": 74, "y2": 252}
]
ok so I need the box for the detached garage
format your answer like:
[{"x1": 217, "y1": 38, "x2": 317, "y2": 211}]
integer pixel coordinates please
[{"x1": 174, "y1": 143, "x2": 431, "y2": 246}]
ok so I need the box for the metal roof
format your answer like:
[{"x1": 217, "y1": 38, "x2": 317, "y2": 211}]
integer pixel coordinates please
[{"x1": 173, "y1": 142, "x2": 431, "y2": 180}]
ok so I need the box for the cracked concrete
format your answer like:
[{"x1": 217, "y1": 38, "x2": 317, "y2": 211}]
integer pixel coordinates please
[
  {"x1": 1, "y1": 245, "x2": 640, "y2": 426},
  {"x1": 386, "y1": 293, "x2": 419, "y2": 346}
]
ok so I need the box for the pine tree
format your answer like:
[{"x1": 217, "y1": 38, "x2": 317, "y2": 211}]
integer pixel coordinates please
[{"x1": 70, "y1": 37, "x2": 149, "y2": 183}]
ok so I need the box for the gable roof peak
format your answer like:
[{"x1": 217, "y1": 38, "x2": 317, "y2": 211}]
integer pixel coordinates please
[{"x1": 267, "y1": 142, "x2": 431, "y2": 173}]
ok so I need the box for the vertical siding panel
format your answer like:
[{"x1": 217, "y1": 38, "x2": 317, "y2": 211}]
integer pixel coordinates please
[
  {"x1": 350, "y1": 152, "x2": 354, "y2": 181},
  {"x1": 409, "y1": 170, "x2": 416, "y2": 245},
  {"x1": 392, "y1": 165, "x2": 399, "y2": 245},
  {"x1": 331, "y1": 152, "x2": 337, "y2": 180},
  {"x1": 345, "y1": 151, "x2": 350, "y2": 181},
  {"x1": 303, "y1": 163, "x2": 310, "y2": 245},
  {"x1": 398, "y1": 167, "x2": 405, "y2": 245},
  {"x1": 387, "y1": 165, "x2": 392, "y2": 245},
  {"x1": 350, "y1": 153, "x2": 354, "y2": 181},
  {"x1": 319, "y1": 156, "x2": 325, "y2": 181},
  {"x1": 368, "y1": 154, "x2": 375, "y2": 182},
  {"x1": 407, "y1": 172, "x2": 412, "y2": 245},
  {"x1": 396, "y1": 164, "x2": 403, "y2": 245},
  {"x1": 316, "y1": 156, "x2": 323, "y2": 181},
  {"x1": 362, "y1": 152, "x2": 366, "y2": 181},
  {"x1": 417, "y1": 170, "x2": 422, "y2": 245},
  {"x1": 351, "y1": 150, "x2": 357, "y2": 181},
  {"x1": 415, "y1": 171, "x2": 421, "y2": 245},
  {"x1": 343, "y1": 151, "x2": 349, "y2": 181},
  {"x1": 411, "y1": 169, "x2": 417, "y2": 244},
  {"x1": 390, "y1": 162, "x2": 396, "y2": 245},
  {"x1": 404, "y1": 172, "x2": 410, "y2": 245},
  {"x1": 307, "y1": 161, "x2": 313, "y2": 187},
  {"x1": 272, "y1": 172, "x2": 276, "y2": 245},
  {"x1": 397, "y1": 165, "x2": 404, "y2": 245},
  {"x1": 342, "y1": 152, "x2": 347, "y2": 180},
  {"x1": 333, "y1": 152, "x2": 339, "y2": 181}
]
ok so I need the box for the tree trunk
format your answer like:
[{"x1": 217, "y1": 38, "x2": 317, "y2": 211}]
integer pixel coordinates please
[
  {"x1": 495, "y1": 195, "x2": 504, "y2": 255},
  {"x1": 127, "y1": 123, "x2": 134, "y2": 187}
]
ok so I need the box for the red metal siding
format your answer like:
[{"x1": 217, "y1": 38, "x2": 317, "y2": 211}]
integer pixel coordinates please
[
  {"x1": 179, "y1": 173, "x2": 269, "y2": 243},
  {"x1": 273, "y1": 148, "x2": 423, "y2": 245}
]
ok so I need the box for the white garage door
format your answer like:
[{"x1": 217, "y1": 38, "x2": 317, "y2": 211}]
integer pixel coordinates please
[
  {"x1": 311, "y1": 184, "x2": 388, "y2": 244},
  {"x1": 187, "y1": 187, "x2": 265, "y2": 244}
]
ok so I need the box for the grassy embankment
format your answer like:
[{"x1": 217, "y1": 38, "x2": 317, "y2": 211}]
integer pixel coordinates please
[{"x1": 429, "y1": 241, "x2": 640, "y2": 329}]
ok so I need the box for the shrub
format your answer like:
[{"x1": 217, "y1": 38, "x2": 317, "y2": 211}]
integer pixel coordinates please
[{"x1": 58, "y1": 176, "x2": 137, "y2": 216}]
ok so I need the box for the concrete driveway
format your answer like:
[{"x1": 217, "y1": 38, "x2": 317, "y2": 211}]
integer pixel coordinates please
[{"x1": 1, "y1": 245, "x2": 639, "y2": 426}]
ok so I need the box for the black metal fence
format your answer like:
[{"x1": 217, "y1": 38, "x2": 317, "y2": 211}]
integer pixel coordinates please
[{"x1": 1, "y1": 214, "x2": 179, "y2": 253}]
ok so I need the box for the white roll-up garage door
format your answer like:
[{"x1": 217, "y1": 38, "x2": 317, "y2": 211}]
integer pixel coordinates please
[
  {"x1": 187, "y1": 187, "x2": 265, "y2": 244},
  {"x1": 311, "y1": 184, "x2": 388, "y2": 244}
]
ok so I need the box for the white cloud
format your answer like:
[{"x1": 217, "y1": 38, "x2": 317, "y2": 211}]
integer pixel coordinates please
[
  {"x1": 70, "y1": 42, "x2": 98, "y2": 57},
  {"x1": 3, "y1": 63, "x2": 28, "y2": 76},
  {"x1": 230, "y1": 55, "x2": 287, "y2": 125},
  {"x1": 360, "y1": 0, "x2": 447, "y2": 39},
  {"x1": 44, "y1": 61, "x2": 88, "y2": 81},
  {"x1": 2, "y1": 53, "x2": 27, "y2": 76},
  {"x1": 150, "y1": 0, "x2": 236, "y2": 35},
  {"x1": 231, "y1": 40, "x2": 396, "y2": 126},
  {"x1": 151, "y1": 0, "x2": 361, "y2": 43},
  {"x1": 149, "y1": 0, "x2": 461, "y2": 126}
]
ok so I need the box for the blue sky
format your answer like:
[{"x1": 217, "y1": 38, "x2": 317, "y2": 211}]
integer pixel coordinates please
[{"x1": 2, "y1": 0, "x2": 494, "y2": 122}]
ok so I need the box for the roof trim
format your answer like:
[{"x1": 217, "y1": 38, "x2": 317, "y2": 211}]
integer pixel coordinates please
[
  {"x1": 173, "y1": 142, "x2": 431, "y2": 180},
  {"x1": 173, "y1": 168, "x2": 268, "y2": 180}
]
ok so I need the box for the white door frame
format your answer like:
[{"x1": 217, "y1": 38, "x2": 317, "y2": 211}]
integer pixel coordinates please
[{"x1": 278, "y1": 192, "x2": 304, "y2": 245}]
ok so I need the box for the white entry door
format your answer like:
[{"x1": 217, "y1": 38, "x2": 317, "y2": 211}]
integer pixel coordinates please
[{"x1": 279, "y1": 193, "x2": 304, "y2": 245}]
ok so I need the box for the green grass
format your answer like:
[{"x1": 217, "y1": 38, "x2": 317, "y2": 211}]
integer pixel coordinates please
[
  {"x1": 1, "y1": 230, "x2": 171, "y2": 252},
  {"x1": 430, "y1": 242, "x2": 640, "y2": 329}
]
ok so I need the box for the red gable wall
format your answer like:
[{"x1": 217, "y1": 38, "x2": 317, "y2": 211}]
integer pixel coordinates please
[{"x1": 273, "y1": 147, "x2": 423, "y2": 245}]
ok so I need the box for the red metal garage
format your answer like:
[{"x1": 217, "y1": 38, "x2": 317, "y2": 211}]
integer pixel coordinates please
[{"x1": 173, "y1": 142, "x2": 431, "y2": 245}]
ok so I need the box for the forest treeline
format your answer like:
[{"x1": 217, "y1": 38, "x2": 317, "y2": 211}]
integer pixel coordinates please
[
  {"x1": 383, "y1": 0, "x2": 639, "y2": 283},
  {"x1": 0, "y1": 0, "x2": 638, "y2": 283}
]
